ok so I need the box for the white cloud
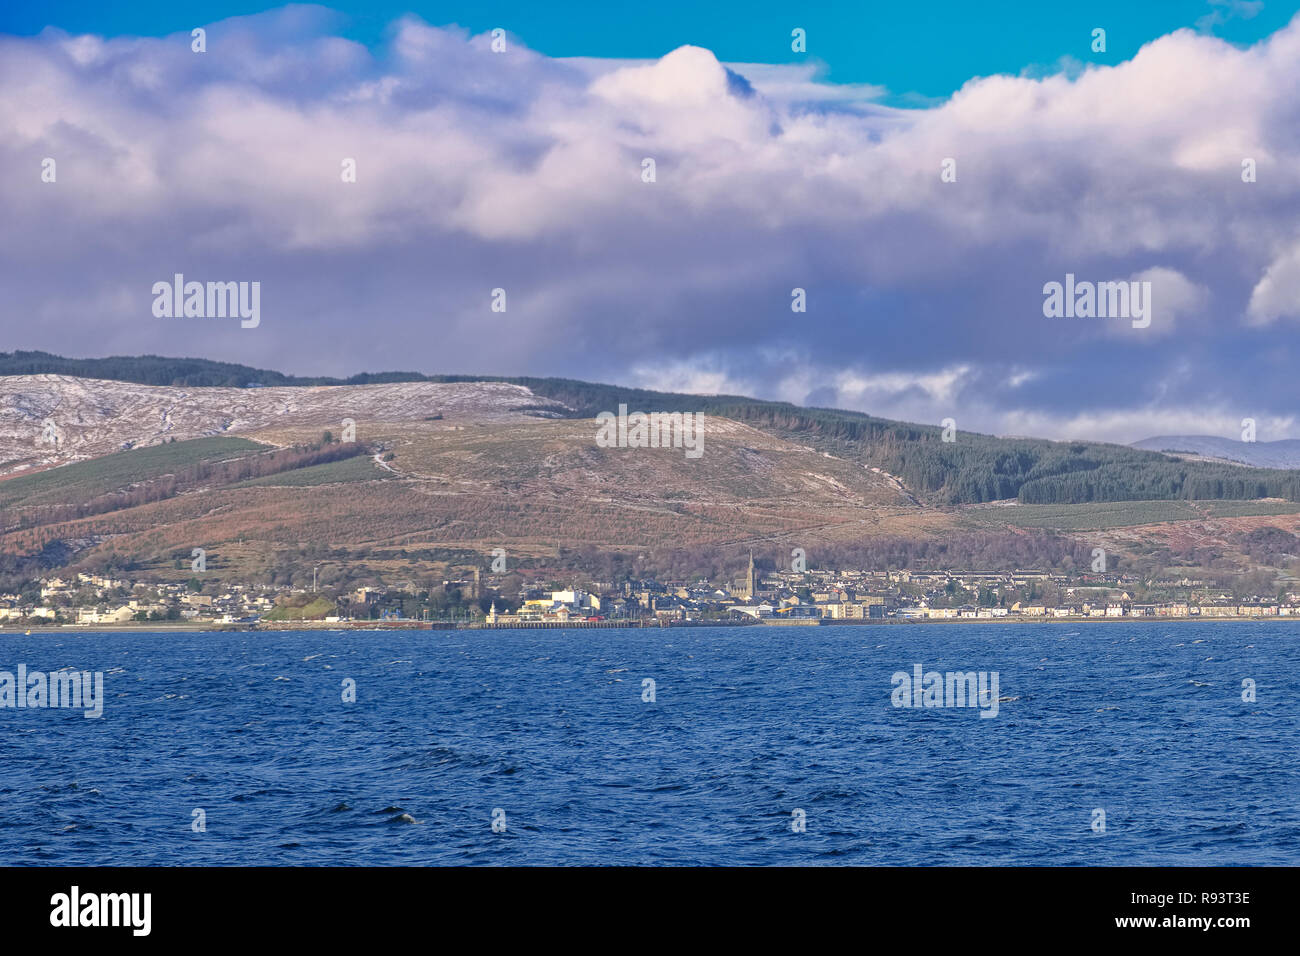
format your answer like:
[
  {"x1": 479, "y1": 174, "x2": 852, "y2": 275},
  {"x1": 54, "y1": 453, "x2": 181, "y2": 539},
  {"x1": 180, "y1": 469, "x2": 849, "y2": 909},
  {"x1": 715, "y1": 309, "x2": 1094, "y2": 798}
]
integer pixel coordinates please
[
  {"x1": 5, "y1": 8, "x2": 1300, "y2": 438},
  {"x1": 1247, "y1": 241, "x2": 1300, "y2": 325}
]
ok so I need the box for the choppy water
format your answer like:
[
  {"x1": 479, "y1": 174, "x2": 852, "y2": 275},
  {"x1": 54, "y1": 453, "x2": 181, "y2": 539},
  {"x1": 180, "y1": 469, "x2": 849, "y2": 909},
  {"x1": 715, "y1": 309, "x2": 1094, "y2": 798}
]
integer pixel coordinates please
[{"x1": 1, "y1": 622, "x2": 1296, "y2": 865}]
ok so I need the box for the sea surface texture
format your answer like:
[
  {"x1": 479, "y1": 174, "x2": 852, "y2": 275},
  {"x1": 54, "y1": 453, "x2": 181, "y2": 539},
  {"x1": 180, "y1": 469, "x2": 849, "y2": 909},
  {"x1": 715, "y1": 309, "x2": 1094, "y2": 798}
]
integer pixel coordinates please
[{"x1": 1, "y1": 623, "x2": 1295, "y2": 865}]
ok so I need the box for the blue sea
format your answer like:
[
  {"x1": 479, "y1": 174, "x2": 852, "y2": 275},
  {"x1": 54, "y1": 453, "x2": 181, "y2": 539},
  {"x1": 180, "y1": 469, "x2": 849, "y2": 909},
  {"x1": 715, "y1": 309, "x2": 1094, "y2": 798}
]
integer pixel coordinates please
[{"x1": 1, "y1": 622, "x2": 1296, "y2": 865}]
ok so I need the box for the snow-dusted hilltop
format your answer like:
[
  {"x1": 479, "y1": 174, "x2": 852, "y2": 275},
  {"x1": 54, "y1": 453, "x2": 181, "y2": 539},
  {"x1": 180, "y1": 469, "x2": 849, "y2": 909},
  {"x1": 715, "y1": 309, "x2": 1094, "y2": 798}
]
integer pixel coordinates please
[{"x1": 0, "y1": 375, "x2": 567, "y2": 475}]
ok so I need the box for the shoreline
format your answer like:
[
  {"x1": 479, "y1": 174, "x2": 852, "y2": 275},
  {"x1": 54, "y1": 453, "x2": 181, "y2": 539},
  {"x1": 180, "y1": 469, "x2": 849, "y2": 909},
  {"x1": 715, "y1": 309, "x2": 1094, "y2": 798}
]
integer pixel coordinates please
[{"x1": 1, "y1": 615, "x2": 1296, "y2": 635}]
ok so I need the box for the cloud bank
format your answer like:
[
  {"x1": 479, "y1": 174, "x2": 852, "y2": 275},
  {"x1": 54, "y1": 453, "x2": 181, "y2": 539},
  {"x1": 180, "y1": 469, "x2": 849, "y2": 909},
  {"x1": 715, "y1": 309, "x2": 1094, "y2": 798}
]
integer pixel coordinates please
[{"x1": 4, "y1": 5, "x2": 1300, "y2": 443}]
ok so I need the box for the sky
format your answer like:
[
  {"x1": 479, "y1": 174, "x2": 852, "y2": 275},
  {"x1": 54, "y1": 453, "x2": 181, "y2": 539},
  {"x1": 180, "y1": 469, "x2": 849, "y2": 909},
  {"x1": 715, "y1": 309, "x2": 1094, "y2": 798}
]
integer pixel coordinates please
[{"x1": 3, "y1": 1, "x2": 1300, "y2": 443}]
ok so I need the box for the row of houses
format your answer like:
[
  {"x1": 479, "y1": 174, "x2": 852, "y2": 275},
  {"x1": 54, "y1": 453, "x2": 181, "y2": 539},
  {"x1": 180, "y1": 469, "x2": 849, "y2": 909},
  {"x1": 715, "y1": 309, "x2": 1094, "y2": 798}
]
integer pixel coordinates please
[
  {"x1": 1012, "y1": 601, "x2": 1296, "y2": 618},
  {"x1": 38, "y1": 572, "x2": 129, "y2": 601},
  {"x1": 901, "y1": 601, "x2": 1297, "y2": 619},
  {"x1": 0, "y1": 582, "x2": 279, "y2": 625}
]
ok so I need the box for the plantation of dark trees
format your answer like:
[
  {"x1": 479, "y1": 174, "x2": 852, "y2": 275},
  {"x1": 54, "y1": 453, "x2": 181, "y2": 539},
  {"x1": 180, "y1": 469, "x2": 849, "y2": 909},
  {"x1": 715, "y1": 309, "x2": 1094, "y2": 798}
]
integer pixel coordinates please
[
  {"x1": 516, "y1": 379, "x2": 1300, "y2": 505},
  {"x1": 754, "y1": 414, "x2": 1300, "y2": 505}
]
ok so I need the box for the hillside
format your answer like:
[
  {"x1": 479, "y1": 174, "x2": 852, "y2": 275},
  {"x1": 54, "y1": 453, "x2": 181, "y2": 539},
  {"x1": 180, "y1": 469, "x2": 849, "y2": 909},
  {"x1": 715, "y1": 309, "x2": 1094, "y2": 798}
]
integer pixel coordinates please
[
  {"x1": 0, "y1": 375, "x2": 567, "y2": 475},
  {"x1": 4, "y1": 357, "x2": 1300, "y2": 589},
  {"x1": 8, "y1": 354, "x2": 1300, "y2": 507},
  {"x1": 0, "y1": 414, "x2": 936, "y2": 585}
]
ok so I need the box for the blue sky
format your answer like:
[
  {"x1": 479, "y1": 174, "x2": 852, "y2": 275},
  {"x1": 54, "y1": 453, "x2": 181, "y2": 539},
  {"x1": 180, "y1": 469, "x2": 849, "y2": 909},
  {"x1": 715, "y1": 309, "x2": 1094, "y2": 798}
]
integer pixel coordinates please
[
  {"x1": 3, "y1": 1, "x2": 1293, "y2": 100},
  {"x1": 5, "y1": 2, "x2": 1300, "y2": 443}
]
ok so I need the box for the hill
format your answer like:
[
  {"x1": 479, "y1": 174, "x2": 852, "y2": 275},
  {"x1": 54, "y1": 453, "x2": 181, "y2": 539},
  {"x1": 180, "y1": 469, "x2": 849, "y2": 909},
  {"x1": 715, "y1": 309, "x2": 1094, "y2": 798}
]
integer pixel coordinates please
[
  {"x1": 0, "y1": 374, "x2": 567, "y2": 475},
  {"x1": 5, "y1": 356, "x2": 1300, "y2": 589},
  {"x1": 7, "y1": 354, "x2": 1300, "y2": 508},
  {"x1": 1132, "y1": 435, "x2": 1300, "y2": 469}
]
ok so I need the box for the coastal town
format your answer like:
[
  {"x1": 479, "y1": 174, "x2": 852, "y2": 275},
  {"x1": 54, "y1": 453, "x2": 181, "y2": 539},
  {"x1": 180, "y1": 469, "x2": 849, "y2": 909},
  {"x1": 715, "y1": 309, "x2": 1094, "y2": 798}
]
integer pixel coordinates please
[{"x1": 3, "y1": 555, "x2": 1299, "y2": 630}]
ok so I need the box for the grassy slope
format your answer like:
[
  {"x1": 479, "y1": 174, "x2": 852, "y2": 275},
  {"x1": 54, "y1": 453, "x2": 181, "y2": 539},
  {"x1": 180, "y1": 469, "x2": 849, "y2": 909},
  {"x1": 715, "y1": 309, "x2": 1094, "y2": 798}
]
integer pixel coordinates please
[
  {"x1": 235, "y1": 455, "x2": 387, "y2": 487},
  {"x1": 0, "y1": 436, "x2": 267, "y2": 508}
]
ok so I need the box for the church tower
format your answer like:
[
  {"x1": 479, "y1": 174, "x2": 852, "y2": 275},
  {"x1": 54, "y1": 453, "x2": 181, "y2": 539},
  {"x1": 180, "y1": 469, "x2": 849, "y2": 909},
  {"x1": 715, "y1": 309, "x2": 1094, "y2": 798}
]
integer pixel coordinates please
[{"x1": 740, "y1": 550, "x2": 756, "y2": 600}]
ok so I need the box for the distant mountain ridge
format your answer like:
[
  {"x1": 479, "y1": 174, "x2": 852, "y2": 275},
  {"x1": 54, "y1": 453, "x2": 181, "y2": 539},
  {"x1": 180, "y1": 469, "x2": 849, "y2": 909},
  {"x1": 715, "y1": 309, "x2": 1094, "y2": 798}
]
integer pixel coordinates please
[{"x1": 1132, "y1": 435, "x2": 1300, "y2": 469}]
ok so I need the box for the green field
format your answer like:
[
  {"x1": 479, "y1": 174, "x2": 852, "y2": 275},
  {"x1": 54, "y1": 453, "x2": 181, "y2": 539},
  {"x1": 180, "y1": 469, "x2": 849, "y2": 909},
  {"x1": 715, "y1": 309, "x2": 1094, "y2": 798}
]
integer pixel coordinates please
[
  {"x1": 0, "y1": 436, "x2": 267, "y2": 508},
  {"x1": 957, "y1": 498, "x2": 1300, "y2": 532},
  {"x1": 235, "y1": 454, "x2": 386, "y2": 487}
]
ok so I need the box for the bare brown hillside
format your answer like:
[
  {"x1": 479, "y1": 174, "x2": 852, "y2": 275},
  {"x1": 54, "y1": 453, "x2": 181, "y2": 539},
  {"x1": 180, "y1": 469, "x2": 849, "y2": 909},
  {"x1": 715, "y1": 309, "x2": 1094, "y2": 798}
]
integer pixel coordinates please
[{"x1": 4, "y1": 412, "x2": 933, "y2": 579}]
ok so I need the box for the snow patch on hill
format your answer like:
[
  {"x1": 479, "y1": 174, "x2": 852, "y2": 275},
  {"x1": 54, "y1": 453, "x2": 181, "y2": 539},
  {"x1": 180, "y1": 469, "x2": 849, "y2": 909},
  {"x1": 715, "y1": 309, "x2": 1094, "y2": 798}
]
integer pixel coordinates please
[{"x1": 0, "y1": 375, "x2": 568, "y2": 475}]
